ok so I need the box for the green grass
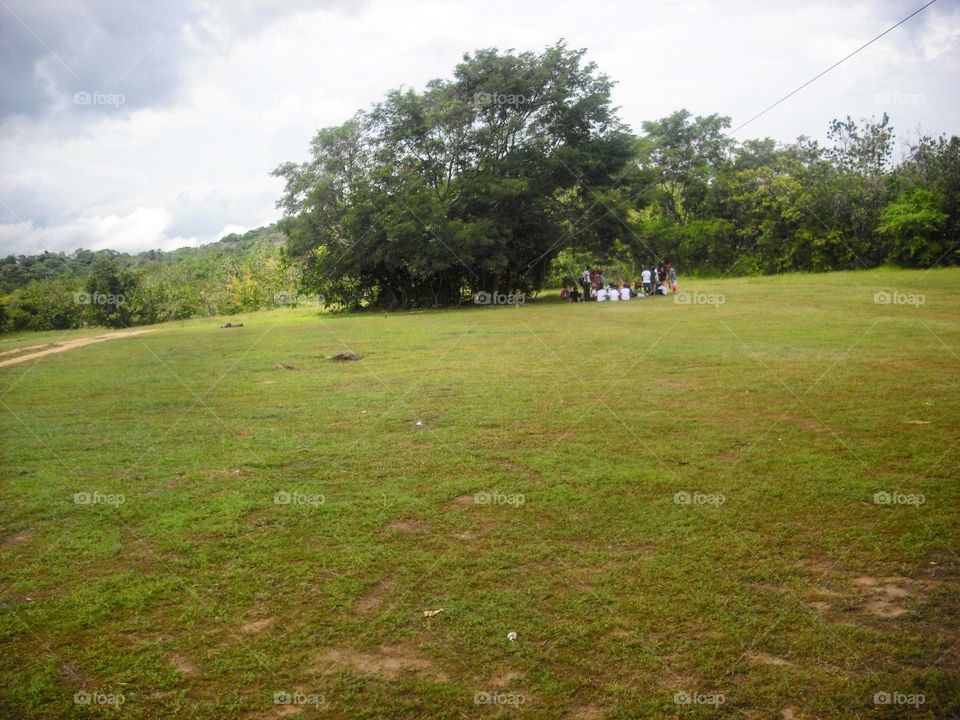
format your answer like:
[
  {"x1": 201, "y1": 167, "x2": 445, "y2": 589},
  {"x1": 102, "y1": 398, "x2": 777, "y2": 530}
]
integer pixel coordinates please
[{"x1": 1, "y1": 268, "x2": 958, "y2": 719}]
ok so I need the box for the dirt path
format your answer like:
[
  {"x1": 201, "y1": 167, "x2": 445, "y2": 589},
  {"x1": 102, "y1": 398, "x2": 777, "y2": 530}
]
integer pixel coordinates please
[{"x1": 0, "y1": 329, "x2": 156, "y2": 369}]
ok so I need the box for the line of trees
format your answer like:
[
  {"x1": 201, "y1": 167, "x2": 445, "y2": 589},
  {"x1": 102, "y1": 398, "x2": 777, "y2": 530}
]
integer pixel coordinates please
[
  {"x1": 0, "y1": 226, "x2": 299, "y2": 332},
  {"x1": 274, "y1": 42, "x2": 958, "y2": 308},
  {"x1": 4, "y1": 42, "x2": 958, "y2": 331}
]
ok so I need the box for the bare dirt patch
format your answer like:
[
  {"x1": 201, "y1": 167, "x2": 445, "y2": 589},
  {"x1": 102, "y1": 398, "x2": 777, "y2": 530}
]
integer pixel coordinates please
[
  {"x1": 356, "y1": 579, "x2": 396, "y2": 614},
  {"x1": 803, "y1": 564, "x2": 919, "y2": 620},
  {"x1": 0, "y1": 343, "x2": 50, "y2": 358},
  {"x1": 489, "y1": 668, "x2": 523, "y2": 686},
  {"x1": 444, "y1": 493, "x2": 475, "y2": 510},
  {"x1": 0, "y1": 329, "x2": 156, "y2": 369},
  {"x1": 316, "y1": 644, "x2": 446, "y2": 680},
  {"x1": 746, "y1": 651, "x2": 793, "y2": 668},
  {"x1": 570, "y1": 705, "x2": 604, "y2": 719},
  {"x1": 1, "y1": 528, "x2": 33, "y2": 549},
  {"x1": 388, "y1": 518, "x2": 430, "y2": 533},
  {"x1": 240, "y1": 617, "x2": 276, "y2": 634},
  {"x1": 170, "y1": 654, "x2": 200, "y2": 676},
  {"x1": 852, "y1": 576, "x2": 911, "y2": 618}
]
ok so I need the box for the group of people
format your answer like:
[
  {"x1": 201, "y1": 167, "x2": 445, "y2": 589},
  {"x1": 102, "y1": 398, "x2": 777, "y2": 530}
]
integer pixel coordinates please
[{"x1": 560, "y1": 264, "x2": 678, "y2": 302}]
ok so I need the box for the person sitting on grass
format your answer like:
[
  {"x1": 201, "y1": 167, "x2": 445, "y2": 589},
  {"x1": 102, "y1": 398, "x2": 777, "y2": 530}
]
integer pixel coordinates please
[
  {"x1": 596, "y1": 285, "x2": 609, "y2": 301},
  {"x1": 560, "y1": 286, "x2": 571, "y2": 301},
  {"x1": 657, "y1": 279, "x2": 669, "y2": 295},
  {"x1": 570, "y1": 286, "x2": 581, "y2": 302},
  {"x1": 620, "y1": 284, "x2": 631, "y2": 301},
  {"x1": 609, "y1": 283, "x2": 620, "y2": 301}
]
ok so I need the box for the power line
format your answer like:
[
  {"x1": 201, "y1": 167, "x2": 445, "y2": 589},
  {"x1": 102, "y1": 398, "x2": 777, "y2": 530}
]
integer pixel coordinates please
[{"x1": 729, "y1": 0, "x2": 939, "y2": 136}]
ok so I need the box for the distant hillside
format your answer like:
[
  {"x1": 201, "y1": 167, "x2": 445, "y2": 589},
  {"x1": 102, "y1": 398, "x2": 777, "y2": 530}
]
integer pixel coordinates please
[
  {"x1": 0, "y1": 224, "x2": 284, "y2": 293},
  {"x1": 0, "y1": 225, "x2": 299, "y2": 333}
]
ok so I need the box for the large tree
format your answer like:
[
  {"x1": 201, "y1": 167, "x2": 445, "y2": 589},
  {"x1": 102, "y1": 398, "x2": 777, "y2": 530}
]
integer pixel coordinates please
[{"x1": 273, "y1": 42, "x2": 634, "y2": 308}]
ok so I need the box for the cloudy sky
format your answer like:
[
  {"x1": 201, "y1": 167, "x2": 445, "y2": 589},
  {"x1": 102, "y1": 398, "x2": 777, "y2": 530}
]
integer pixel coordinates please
[{"x1": 1, "y1": 0, "x2": 958, "y2": 256}]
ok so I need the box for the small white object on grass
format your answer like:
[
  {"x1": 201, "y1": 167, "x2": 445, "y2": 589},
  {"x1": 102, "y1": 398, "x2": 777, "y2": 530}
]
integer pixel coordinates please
[
  {"x1": 507, "y1": 631, "x2": 517, "y2": 641},
  {"x1": 415, "y1": 420, "x2": 424, "y2": 427}
]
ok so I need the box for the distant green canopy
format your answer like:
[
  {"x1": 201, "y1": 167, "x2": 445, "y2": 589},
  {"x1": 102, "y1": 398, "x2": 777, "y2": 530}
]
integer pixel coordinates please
[{"x1": 273, "y1": 41, "x2": 637, "y2": 309}]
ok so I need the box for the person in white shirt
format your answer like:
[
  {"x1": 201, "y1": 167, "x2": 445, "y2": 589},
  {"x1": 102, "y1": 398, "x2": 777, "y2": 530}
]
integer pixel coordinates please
[
  {"x1": 641, "y1": 268, "x2": 652, "y2": 295},
  {"x1": 596, "y1": 287, "x2": 608, "y2": 301},
  {"x1": 620, "y1": 285, "x2": 631, "y2": 301},
  {"x1": 608, "y1": 284, "x2": 619, "y2": 301}
]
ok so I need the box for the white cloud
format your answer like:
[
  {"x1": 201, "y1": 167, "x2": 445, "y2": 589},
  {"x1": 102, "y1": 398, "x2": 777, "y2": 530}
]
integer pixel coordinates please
[
  {"x1": 0, "y1": 207, "x2": 196, "y2": 255},
  {"x1": 1, "y1": 0, "x2": 958, "y2": 256}
]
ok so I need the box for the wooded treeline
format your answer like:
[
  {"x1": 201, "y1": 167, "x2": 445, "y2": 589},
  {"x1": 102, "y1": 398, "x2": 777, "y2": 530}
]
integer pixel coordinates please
[
  {"x1": 0, "y1": 226, "x2": 298, "y2": 332},
  {"x1": 274, "y1": 42, "x2": 958, "y2": 308},
  {"x1": 4, "y1": 41, "x2": 957, "y2": 330}
]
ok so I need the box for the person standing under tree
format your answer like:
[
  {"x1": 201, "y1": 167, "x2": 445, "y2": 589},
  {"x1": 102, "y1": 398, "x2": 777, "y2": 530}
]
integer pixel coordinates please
[
  {"x1": 667, "y1": 263, "x2": 678, "y2": 293},
  {"x1": 580, "y1": 267, "x2": 592, "y2": 302},
  {"x1": 641, "y1": 267, "x2": 652, "y2": 296}
]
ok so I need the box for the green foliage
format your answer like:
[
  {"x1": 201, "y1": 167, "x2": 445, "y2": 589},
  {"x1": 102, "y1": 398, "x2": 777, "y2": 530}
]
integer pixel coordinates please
[
  {"x1": 274, "y1": 42, "x2": 634, "y2": 308},
  {"x1": 1, "y1": 277, "x2": 83, "y2": 331},
  {"x1": 1, "y1": 227, "x2": 298, "y2": 333},
  {"x1": 878, "y1": 188, "x2": 949, "y2": 267},
  {"x1": 5, "y1": 46, "x2": 960, "y2": 327}
]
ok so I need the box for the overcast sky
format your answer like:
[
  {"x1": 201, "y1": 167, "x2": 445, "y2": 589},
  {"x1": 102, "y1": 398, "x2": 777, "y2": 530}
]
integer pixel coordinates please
[{"x1": 0, "y1": 0, "x2": 957, "y2": 256}]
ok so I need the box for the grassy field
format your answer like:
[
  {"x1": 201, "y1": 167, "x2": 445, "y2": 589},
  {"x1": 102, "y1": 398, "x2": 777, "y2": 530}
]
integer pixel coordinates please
[{"x1": 1, "y1": 268, "x2": 958, "y2": 719}]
